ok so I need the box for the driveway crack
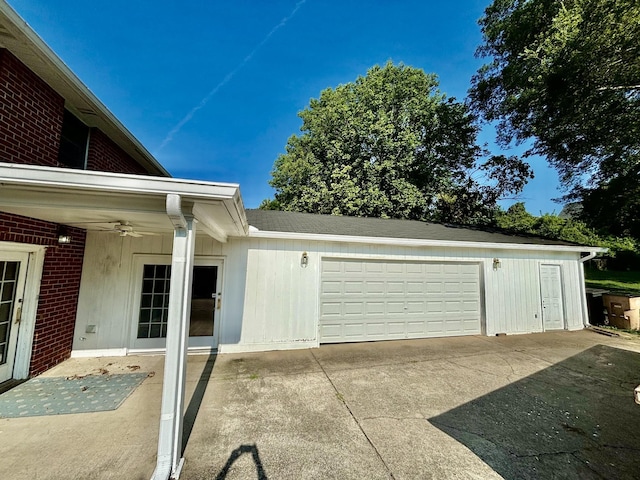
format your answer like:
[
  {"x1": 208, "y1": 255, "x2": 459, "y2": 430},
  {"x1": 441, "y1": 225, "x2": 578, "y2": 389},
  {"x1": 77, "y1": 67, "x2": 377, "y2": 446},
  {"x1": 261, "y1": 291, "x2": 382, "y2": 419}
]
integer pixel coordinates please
[{"x1": 310, "y1": 349, "x2": 396, "y2": 480}]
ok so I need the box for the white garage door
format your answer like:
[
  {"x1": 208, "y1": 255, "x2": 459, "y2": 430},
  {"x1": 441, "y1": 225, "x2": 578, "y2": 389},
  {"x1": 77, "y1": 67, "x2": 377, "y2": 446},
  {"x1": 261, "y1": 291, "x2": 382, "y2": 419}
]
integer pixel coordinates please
[{"x1": 320, "y1": 259, "x2": 482, "y2": 343}]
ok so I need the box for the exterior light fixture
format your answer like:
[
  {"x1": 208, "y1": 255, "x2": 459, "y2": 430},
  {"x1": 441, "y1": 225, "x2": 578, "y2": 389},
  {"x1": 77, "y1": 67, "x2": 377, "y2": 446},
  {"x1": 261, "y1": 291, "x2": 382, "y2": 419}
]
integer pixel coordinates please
[
  {"x1": 57, "y1": 225, "x2": 72, "y2": 244},
  {"x1": 301, "y1": 251, "x2": 309, "y2": 267},
  {"x1": 492, "y1": 258, "x2": 501, "y2": 270}
]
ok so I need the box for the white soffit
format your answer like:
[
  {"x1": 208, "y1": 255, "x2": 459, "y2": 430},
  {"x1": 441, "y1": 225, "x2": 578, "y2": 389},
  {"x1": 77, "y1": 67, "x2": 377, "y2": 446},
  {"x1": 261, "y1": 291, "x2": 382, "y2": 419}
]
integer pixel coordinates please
[{"x1": 0, "y1": 163, "x2": 248, "y2": 239}]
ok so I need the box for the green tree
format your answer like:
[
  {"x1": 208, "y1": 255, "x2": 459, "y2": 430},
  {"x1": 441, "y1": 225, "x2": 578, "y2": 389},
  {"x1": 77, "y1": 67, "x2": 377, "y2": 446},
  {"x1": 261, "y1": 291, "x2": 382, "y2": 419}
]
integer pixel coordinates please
[
  {"x1": 496, "y1": 202, "x2": 640, "y2": 269},
  {"x1": 470, "y1": 0, "x2": 640, "y2": 237},
  {"x1": 262, "y1": 62, "x2": 532, "y2": 224}
]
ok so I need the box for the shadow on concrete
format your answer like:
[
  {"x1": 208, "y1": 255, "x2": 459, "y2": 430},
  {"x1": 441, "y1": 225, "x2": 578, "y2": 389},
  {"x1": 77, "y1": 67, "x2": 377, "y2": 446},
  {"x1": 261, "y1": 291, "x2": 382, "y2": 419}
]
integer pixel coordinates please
[
  {"x1": 214, "y1": 444, "x2": 268, "y2": 480},
  {"x1": 182, "y1": 352, "x2": 217, "y2": 453},
  {"x1": 429, "y1": 345, "x2": 640, "y2": 479}
]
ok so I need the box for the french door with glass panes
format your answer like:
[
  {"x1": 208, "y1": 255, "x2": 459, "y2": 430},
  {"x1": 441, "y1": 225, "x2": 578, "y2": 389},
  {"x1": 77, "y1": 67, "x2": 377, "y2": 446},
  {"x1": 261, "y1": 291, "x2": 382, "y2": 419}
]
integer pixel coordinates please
[
  {"x1": 0, "y1": 252, "x2": 29, "y2": 383},
  {"x1": 129, "y1": 256, "x2": 223, "y2": 351}
]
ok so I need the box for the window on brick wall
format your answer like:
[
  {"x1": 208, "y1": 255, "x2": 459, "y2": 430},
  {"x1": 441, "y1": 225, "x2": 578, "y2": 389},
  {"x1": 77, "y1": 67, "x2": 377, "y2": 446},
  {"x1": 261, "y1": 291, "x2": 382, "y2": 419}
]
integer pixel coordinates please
[{"x1": 58, "y1": 110, "x2": 89, "y2": 169}]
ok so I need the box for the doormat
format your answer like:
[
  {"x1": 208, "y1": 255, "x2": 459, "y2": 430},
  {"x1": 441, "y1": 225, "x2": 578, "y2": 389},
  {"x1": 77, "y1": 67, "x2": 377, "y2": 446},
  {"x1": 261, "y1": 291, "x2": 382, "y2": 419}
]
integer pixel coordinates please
[{"x1": 0, "y1": 372, "x2": 148, "y2": 418}]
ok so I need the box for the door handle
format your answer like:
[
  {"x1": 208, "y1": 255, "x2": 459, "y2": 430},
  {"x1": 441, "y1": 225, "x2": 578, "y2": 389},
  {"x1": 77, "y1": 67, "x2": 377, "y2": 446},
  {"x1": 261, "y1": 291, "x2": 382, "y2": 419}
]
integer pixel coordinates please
[
  {"x1": 14, "y1": 306, "x2": 22, "y2": 324},
  {"x1": 216, "y1": 294, "x2": 222, "y2": 310}
]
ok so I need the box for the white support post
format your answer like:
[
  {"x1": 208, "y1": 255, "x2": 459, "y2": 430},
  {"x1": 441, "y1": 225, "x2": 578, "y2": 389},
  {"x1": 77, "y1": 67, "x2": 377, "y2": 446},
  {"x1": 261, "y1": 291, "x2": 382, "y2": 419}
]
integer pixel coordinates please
[{"x1": 151, "y1": 195, "x2": 196, "y2": 480}]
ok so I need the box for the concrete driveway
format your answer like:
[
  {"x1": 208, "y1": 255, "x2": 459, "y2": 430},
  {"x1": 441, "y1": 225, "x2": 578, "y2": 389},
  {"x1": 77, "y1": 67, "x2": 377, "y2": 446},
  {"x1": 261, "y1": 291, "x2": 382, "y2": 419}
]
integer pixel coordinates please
[{"x1": 2, "y1": 330, "x2": 640, "y2": 479}]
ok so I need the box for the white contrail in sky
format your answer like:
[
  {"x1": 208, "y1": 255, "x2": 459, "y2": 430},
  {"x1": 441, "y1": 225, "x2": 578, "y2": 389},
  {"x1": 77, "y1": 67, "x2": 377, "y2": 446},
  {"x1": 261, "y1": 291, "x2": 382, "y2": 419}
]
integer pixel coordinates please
[{"x1": 156, "y1": 0, "x2": 307, "y2": 153}]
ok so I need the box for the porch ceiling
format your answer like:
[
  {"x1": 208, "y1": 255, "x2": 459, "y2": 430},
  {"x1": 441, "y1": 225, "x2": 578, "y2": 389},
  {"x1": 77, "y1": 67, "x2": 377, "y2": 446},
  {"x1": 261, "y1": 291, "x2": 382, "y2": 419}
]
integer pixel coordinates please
[{"x1": 0, "y1": 163, "x2": 248, "y2": 242}]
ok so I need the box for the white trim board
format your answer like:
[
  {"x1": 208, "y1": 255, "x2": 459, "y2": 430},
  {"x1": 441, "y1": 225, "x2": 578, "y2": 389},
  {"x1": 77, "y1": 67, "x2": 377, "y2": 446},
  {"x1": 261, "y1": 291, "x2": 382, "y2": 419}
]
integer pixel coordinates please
[{"x1": 246, "y1": 230, "x2": 604, "y2": 254}]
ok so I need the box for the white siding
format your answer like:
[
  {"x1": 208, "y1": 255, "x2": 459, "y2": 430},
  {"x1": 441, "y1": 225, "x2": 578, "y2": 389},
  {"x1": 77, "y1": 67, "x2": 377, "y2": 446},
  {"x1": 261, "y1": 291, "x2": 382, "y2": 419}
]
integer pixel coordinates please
[
  {"x1": 218, "y1": 239, "x2": 585, "y2": 351},
  {"x1": 73, "y1": 231, "x2": 586, "y2": 354},
  {"x1": 73, "y1": 232, "x2": 224, "y2": 351}
]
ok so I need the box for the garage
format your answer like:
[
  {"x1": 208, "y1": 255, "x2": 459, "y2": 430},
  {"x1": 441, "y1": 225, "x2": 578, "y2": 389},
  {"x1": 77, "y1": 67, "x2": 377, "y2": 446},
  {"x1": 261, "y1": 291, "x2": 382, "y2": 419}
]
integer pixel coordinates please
[{"x1": 319, "y1": 258, "x2": 482, "y2": 342}]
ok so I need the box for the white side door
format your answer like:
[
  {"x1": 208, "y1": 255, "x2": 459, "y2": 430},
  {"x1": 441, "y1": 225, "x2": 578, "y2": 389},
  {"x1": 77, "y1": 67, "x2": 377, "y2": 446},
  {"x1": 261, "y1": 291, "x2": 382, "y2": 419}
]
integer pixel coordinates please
[
  {"x1": 0, "y1": 252, "x2": 29, "y2": 383},
  {"x1": 540, "y1": 264, "x2": 565, "y2": 330},
  {"x1": 129, "y1": 256, "x2": 224, "y2": 351}
]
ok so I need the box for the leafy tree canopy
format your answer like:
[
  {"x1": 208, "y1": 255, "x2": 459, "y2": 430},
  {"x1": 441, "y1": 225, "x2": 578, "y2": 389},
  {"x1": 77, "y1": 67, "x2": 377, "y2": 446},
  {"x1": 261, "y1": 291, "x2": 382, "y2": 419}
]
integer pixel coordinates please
[
  {"x1": 262, "y1": 62, "x2": 532, "y2": 225},
  {"x1": 496, "y1": 202, "x2": 639, "y2": 268},
  {"x1": 470, "y1": 0, "x2": 640, "y2": 237}
]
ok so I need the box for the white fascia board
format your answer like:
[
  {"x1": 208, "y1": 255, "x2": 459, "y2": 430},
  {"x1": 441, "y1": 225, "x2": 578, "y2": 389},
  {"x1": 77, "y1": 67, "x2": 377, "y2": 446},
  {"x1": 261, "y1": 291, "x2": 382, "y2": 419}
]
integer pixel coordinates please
[
  {"x1": 0, "y1": 3, "x2": 169, "y2": 177},
  {"x1": 0, "y1": 163, "x2": 239, "y2": 200},
  {"x1": 246, "y1": 230, "x2": 607, "y2": 254}
]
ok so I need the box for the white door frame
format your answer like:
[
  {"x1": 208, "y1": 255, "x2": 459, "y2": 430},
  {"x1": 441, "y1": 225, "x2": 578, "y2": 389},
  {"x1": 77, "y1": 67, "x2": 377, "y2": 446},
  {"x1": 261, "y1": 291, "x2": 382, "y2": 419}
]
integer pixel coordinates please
[
  {"x1": 0, "y1": 243, "x2": 46, "y2": 381},
  {"x1": 539, "y1": 263, "x2": 566, "y2": 331},
  {"x1": 127, "y1": 254, "x2": 225, "y2": 353}
]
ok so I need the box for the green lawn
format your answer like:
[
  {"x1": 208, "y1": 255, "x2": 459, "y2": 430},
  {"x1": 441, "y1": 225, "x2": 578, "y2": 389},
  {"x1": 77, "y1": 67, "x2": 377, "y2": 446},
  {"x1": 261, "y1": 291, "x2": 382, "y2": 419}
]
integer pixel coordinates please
[{"x1": 585, "y1": 268, "x2": 640, "y2": 295}]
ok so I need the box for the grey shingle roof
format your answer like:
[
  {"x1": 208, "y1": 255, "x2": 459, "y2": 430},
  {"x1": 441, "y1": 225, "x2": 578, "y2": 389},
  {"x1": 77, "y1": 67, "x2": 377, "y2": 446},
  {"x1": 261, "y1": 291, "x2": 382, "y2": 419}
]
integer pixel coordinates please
[{"x1": 245, "y1": 209, "x2": 580, "y2": 247}]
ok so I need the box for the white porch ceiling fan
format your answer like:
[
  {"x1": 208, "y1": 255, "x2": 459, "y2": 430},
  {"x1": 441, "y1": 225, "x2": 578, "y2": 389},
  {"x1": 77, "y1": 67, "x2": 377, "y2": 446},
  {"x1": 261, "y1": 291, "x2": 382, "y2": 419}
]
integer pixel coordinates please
[{"x1": 71, "y1": 220, "x2": 158, "y2": 237}]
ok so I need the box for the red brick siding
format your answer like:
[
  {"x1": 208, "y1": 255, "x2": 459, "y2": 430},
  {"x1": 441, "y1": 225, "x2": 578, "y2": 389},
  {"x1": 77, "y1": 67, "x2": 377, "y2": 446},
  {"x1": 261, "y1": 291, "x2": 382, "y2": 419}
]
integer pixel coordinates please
[
  {"x1": 86, "y1": 128, "x2": 147, "y2": 174},
  {"x1": 0, "y1": 49, "x2": 65, "y2": 167},
  {"x1": 0, "y1": 48, "x2": 150, "y2": 175},
  {"x1": 0, "y1": 212, "x2": 86, "y2": 376},
  {"x1": 0, "y1": 47, "x2": 155, "y2": 376}
]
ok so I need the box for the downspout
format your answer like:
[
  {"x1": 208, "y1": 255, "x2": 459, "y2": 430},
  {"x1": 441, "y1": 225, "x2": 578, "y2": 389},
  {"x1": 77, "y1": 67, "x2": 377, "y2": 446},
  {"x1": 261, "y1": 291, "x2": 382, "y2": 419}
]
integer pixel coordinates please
[
  {"x1": 579, "y1": 251, "x2": 598, "y2": 327},
  {"x1": 151, "y1": 194, "x2": 195, "y2": 480}
]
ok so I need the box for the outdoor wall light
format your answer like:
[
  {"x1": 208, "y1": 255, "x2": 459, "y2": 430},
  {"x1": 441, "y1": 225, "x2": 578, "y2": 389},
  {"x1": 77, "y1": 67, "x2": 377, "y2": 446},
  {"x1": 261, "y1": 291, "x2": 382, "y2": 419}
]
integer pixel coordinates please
[
  {"x1": 493, "y1": 258, "x2": 501, "y2": 270},
  {"x1": 57, "y1": 226, "x2": 72, "y2": 244},
  {"x1": 301, "y1": 251, "x2": 309, "y2": 268}
]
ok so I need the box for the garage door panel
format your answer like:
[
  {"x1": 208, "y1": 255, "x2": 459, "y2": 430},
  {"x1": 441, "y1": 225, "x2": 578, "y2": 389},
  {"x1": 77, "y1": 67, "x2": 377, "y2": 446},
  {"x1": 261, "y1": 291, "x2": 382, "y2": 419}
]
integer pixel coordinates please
[
  {"x1": 365, "y1": 302, "x2": 385, "y2": 315},
  {"x1": 387, "y1": 301, "x2": 405, "y2": 314},
  {"x1": 407, "y1": 321, "x2": 425, "y2": 334},
  {"x1": 320, "y1": 302, "x2": 342, "y2": 317},
  {"x1": 406, "y1": 301, "x2": 426, "y2": 314},
  {"x1": 406, "y1": 263, "x2": 423, "y2": 274},
  {"x1": 363, "y1": 262, "x2": 382, "y2": 274},
  {"x1": 320, "y1": 259, "x2": 482, "y2": 343},
  {"x1": 366, "y1": 322, "x2": 385, "y2": 335},
  {"x1": 344, "y1": 302, "x2": 364, "y2": 316},
  {"x1": 322, "y1": 260, "x2": 342, "y2": 273},
  {"x1": 387, "y1": 322, "x2": 406, "y2": 335},
  {"x1": 365, "y1": 281, "x2": 385, "y2": 294},
  {"x1": 320, "y1": 323, "x2": 341, "y2": 339},
  {"x1": 425, "y1": 264, "x2": 443, "y2": 274},
  {"x1": 426, "y1": 282, "x2": 443, "y2": 293},
  {"x1": 344, "y1": 281, "x2": 364, "y2": 294},
  {"x1": 386, "y1": 263, "x2": 404, "y2": 274},
  {"x1": 321, "y1": 281, "x2": 342, "y2": 295}
]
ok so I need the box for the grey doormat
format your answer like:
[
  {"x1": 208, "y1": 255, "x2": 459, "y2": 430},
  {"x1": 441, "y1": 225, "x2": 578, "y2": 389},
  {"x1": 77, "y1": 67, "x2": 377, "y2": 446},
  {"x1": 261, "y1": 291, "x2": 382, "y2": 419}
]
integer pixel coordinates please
[{"x1": 0, "y1": 372, "x2": 148, "y2": 418}]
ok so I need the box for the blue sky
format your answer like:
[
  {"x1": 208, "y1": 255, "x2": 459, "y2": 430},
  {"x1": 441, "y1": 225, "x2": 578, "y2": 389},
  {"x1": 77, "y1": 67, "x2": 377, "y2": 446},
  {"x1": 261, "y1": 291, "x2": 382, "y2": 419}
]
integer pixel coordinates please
[{"x1": 9, "y1": 0, "x2": 563, "y2": 214}]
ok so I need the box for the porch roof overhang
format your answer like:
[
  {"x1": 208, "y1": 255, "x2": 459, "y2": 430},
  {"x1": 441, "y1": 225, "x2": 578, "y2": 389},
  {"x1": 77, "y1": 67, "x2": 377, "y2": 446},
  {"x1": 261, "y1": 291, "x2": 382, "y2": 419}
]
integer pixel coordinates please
[{"x1": 0, "y1": 163, "x2": 248, "y2": 242}]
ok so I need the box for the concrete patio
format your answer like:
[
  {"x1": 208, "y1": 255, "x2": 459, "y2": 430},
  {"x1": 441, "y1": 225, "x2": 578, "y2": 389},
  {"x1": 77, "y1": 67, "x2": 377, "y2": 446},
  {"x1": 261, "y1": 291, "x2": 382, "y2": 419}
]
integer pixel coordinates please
[{"x1": 1, "y1": 329, "x2": 640, "y2": 479}]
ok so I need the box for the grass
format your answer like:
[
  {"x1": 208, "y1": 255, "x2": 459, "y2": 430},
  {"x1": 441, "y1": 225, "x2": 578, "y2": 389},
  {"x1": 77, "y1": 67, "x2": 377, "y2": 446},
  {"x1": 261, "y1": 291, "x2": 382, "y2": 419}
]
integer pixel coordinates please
[{"x1": 585, "y1": 268, "x2": 640, "y2": 295}]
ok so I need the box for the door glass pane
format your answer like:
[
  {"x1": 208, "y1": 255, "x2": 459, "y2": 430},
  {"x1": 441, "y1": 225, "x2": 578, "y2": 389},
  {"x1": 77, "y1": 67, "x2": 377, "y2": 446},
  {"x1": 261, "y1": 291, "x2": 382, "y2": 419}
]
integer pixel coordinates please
[
  {"x1": 0, "y1": 261, "x2": 19, "y2": 365},
  {"x1": 137, "y1": 264, "x2": 171, "y2": 339},
  {"x1": 190, "y1": 266, "x2": 217, "y2": 337}
]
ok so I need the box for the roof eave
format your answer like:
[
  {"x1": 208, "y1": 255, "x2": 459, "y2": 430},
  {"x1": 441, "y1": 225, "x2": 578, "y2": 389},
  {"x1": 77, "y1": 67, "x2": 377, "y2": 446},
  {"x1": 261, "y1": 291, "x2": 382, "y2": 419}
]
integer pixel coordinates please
[
  {"x1": 0, "y1": 3, "x2": 169, "y2": 177},
  {"x1": 0, "y1": 162, "x2": 248, "y2": 237},
  {"x1": 243, "y1": 229, "x2": 606, "y2": 254}
]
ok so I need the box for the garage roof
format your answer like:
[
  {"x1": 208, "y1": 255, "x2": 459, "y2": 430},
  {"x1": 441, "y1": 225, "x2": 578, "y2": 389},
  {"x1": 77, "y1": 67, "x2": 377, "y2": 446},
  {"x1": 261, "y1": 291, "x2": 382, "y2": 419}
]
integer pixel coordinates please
[{"x1": 246, "y1": 209, "x2": 582, "y2": 247}]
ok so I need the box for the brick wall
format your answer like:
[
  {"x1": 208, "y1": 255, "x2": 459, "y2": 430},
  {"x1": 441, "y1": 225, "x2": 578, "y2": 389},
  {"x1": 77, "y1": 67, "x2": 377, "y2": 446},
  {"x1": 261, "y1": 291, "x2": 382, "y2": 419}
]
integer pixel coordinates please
[
  {"x1": 0, "y1": 47, "x2": 155, "y2": 376},
  {"x1": 86, "y1": 128, "x2": 147, "y2": 174},
  {"x1": 1, "y1": 48, "x2": 150, "y2": 175},
  {"x1": 0, "y1": 212, "x2": 86, "y2": 376},
  {"x1": 0, "y1": 49, "x2": 65, "y2": 167}
]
